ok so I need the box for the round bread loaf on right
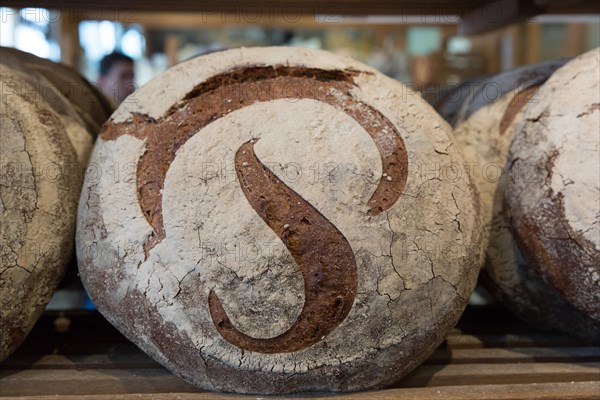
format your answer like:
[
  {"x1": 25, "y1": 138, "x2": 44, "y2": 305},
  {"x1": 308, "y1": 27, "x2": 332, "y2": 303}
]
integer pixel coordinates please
[
  {"x1": 506, "y1": 48, "x2": 600, "y2": 322},
  {"x1": 452, "y1": 59, "x2": 600, "y2": 340}
]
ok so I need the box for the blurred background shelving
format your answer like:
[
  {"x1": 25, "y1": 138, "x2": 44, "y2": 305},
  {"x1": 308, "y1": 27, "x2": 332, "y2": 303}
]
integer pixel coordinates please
[{"x1": 1, "y1": 1, "x2": 598, "y2": 103}]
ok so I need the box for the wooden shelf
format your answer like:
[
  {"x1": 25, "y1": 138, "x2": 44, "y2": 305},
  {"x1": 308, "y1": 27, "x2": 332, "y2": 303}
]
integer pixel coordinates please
[
  {"x1": 2, "y1": 0, "x2": 599, "y2": 33},
  {"x1": 2, "y1": 0, "x2": 598, "y2": 15},
  {"x1": 1, "y1": 307, "x2": 599, "y2": 399}
]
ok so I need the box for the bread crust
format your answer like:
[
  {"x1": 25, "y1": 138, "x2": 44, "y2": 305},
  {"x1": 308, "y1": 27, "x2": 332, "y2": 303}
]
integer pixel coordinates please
[
  {"x1": 77, "y1": 47, "x2": 484, "y2": 393},
  {"x1": 506, "y1": 48, "x2": 600, "y2": 322},
  {"x1": 453, "y1": 57, "x2": 600, "y2": 339},
  {"x1": 0, "y1": 65, "x2": 80, "y2": 361}
]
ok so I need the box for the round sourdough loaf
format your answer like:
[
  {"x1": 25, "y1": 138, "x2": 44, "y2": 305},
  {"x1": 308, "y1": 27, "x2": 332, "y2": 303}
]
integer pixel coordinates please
[
  {"x1": 76, "y1": 47, "x2": 484, "y2": 393},
  {"x1": 453, "y1": 59, "x2": 600, "y2": 339},
  {"x1": 0, "y1": 64, "x2": 80, "y2": 361},
  {"x1": 506, "y1": 48, "x2": 600, "y2": 322}
]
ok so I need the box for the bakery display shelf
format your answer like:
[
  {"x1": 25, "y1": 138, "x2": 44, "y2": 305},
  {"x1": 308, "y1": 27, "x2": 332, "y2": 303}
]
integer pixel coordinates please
[
  {"x1": 3, "y1": 0, "x2": 599, "y2": 34},
  {"x1": 2, "y1": 0, "x2": 598, "y2": 15},
  {"x1": 1, "y1": 306, "x2": 599, "y2": 399}
]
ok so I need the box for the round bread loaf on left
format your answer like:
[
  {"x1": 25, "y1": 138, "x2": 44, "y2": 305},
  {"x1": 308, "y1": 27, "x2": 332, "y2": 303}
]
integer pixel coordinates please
[{"x1": 0, "y1": 64, "x2": 80, "y2": 361}]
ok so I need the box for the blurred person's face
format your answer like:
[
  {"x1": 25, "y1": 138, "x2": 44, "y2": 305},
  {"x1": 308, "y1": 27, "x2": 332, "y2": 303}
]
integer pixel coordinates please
[{"x1": 97, "y1": 61, "x2": 135, "y2": 104}]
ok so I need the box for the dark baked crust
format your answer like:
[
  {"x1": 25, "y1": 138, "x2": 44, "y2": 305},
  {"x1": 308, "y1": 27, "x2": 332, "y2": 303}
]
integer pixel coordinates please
[{"x1": 498, "y1": 85, "x2": 539, "y2": 136}]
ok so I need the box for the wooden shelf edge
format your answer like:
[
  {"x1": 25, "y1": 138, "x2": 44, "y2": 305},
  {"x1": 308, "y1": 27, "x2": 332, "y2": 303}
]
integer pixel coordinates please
[{"x1": 2, "y1": 381, "x2": 599, "y2": 400}]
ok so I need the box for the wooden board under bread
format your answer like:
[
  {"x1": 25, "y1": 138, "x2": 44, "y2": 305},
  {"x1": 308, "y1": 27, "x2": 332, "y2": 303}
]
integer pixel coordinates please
[{"x1": 1, "y1": 306, "x2": 598, "y2": 399}]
